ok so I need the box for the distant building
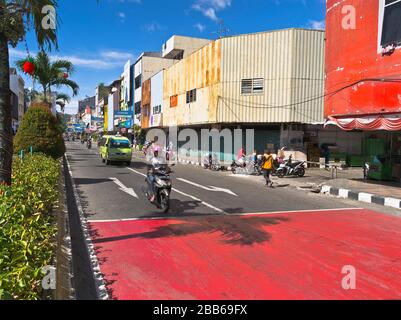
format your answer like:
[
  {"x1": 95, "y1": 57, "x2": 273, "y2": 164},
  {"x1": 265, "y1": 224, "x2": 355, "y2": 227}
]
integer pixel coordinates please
[
  {"x1": 78, "y1": 96, "x2": 96, "y2": 114},
  {"x1": 9, "y1": 68, "x2": 25, "y2": 132}
]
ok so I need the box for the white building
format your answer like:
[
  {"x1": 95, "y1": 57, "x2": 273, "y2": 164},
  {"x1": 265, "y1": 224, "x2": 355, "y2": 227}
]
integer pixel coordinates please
[{"x1": 9, "y1": 68, "x2": 25, "y2": 131}]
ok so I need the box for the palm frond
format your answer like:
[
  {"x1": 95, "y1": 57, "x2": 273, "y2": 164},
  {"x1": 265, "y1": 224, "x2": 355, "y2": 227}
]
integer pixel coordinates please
[
  {"x1": 23, "y1": 0, "x2": 59, "y2": 50},
  {"x1": 56, "y1": 93, "x2": 71, "y2": 103},
  {"x1": 51, "y1": 60, "x2": 75, "y2": 74},
  {"x1": 51, "y1": 78, "x2": 79, "y2": 96}
]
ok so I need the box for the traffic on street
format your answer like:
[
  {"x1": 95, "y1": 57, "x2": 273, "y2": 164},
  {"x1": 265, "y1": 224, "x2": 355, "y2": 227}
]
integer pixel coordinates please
[{"x1": 66, "y1": 140, "x2": 401, "y2": 300}]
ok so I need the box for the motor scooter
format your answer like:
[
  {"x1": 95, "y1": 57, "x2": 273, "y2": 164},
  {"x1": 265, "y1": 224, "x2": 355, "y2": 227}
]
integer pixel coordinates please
[
  {"x1": 276, "y1": 155, "x2": 306, "y2": 178},
  {"x1": 144, "y1": 165, "x2": 174, "y2": 213}
]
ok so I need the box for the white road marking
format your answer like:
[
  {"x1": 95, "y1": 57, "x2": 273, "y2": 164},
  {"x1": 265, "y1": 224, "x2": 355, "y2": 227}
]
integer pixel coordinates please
[
  {"x1": 126, "y1": 167, "x2": 226, "y2": 214},
  {"x1": 177, "y1": 178, "x2": 238, "y2": 196},
  {"x1": 109, "y1": 177, "x2": 139, "y2": 199},
  {"x1": 88, "y1": 207, "x2": 364, "y2": 223}
]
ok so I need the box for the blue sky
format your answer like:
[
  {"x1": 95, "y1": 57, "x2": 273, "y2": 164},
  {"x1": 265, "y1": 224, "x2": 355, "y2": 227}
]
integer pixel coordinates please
[{"x1": 9, "y1": 0, "x2": 326, "y2": 114}]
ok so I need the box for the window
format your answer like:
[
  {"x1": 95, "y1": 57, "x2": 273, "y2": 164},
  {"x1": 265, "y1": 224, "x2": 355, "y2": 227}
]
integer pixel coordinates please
[
  {"x1": 134, "y1": 102, "x2": 141, "y2": 114},
  {"x1": 186, "y1": 89, "x2": 197, "y2": 103},
  {"x1": 153, "y1": 105, "x2": 162, "y2": 114},
  {"x1": 170, "y1": 95, "x2": 178, "y2": 107},
  {"x1": 110, "y1": 139, "x2": 130, "y2": 149},
  {"x1": 134, "y1": 75, "x2": 142, "y2": 89},
  {"x1": 381, "y1": 0, "x2": 401, "y2": 47},
  {"x1": 142, "y1": 106, "x2": 150, "y2": 117},
  {"x1": 241, "y1": 78, "x2": 264, "y2": 95}
]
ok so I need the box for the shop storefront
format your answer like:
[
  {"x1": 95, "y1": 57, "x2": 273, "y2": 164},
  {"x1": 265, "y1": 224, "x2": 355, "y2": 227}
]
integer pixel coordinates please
[{"x1": 324, "y1": 0, "x2": 401, "y2": 181}]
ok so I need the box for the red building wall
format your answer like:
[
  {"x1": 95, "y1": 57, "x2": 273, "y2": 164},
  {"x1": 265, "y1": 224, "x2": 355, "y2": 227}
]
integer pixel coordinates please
[{"x1": 325, "y1": 0, "x2": 401, "y2": 119}]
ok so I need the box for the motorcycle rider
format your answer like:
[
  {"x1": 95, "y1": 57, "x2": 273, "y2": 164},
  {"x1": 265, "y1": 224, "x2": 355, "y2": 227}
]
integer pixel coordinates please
[
  {"x1": 87, "y1": 135, "x2": 92, "y2": 149},
  {"x1": 262, "y1": 150, "x2": 274, "y2": 188},
  {"x1": 147, "y1": 147, "x2": 163, "y2": 203}
]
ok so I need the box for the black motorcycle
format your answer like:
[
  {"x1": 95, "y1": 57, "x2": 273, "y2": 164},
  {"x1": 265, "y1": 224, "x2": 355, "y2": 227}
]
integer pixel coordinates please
[
  {"x1": 144, "y1": 165, "x2": 173, "y2": 213},
  {"x1": 276, "y1": 155, "x2": 306, "y2": 178}
]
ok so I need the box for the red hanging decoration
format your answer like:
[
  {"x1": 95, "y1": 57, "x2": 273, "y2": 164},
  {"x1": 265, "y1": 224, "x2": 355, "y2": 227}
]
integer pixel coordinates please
[
  {"x1": 58, "y1": 72, "x2": 69, "y2": 79},
  {"x1": 23, "y1": 61, "x2": 35, "y2": 75}
]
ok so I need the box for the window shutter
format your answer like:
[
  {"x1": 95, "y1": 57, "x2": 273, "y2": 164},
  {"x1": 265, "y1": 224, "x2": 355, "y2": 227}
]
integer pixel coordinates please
[{"x1": 241, "y1": 79, "x2": 253, "y2": 94}]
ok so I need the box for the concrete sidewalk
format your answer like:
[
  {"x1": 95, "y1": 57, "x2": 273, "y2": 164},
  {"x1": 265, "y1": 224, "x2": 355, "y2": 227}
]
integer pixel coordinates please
[{"x1": 271, "y1": 167, "x2": 401, "y2": 209}]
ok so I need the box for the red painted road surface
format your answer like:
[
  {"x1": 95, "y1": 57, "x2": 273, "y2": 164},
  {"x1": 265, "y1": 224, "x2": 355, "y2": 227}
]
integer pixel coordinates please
[{"x1": 89, "y1": 209, "x2": 401, "y2": 300}]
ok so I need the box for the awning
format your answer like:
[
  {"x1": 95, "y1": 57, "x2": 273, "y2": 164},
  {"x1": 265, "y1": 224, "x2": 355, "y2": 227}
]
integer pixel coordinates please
[{"x1": 325, "y1": 114, "x2": 401, "y2": 131}]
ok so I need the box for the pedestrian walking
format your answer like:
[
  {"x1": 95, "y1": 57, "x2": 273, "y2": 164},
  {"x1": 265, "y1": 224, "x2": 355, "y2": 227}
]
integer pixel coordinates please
[{"x1": 262, "y1": 150, "x2": 274, "y2": 188}]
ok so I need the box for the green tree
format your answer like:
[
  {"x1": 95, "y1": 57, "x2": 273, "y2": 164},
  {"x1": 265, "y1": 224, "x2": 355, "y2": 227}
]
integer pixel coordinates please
[
  {"x1": 14, "y1": 105, "x2": 65, "y2": 159},
  {"x1": 55, "y1": 92, "x2": 70, "y2": 113},
  {"x1": 0, "y1": 0, "x2": 58, "y2": 185},
  {"x1": 16, "y1": 51, "x2": 79, "y2": 103}
]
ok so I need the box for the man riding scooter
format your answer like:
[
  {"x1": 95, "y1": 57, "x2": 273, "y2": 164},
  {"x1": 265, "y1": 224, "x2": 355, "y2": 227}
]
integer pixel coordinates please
[{"x1": 147, "y1": 147, "x2": 163, "y2": 203}]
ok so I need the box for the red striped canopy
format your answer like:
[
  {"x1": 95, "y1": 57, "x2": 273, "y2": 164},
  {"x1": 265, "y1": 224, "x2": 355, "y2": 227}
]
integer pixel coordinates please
[{"x1": 325, "y1": 114, "x2": 401, "y2": 131}]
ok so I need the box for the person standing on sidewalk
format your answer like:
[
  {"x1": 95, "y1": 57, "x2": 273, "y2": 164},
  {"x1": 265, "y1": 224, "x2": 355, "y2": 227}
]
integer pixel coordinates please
[{"x1": 262, "y1": 150, "x2": 274, "y2": 188}]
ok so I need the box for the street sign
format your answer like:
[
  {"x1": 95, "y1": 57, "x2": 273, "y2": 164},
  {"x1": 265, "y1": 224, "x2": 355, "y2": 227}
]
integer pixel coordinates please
[{"x1": 115, "y1": 110, "x2": 134, "y2": 118}]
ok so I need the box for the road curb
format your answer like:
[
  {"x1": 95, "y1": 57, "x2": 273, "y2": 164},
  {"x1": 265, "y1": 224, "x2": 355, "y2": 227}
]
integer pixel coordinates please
[
  {"x1": 320, "y1": 185, "x2": 401, "y2": 210},
  {"x1": 64, "y1": 155, "x2": 110, "y2": 300}
]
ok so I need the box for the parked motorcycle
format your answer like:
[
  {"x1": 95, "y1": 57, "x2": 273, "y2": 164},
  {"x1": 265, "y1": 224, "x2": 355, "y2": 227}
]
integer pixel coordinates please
[
  {"x1": 203, "y1": 154, "x2": 221, "y2": 171},
  {"x1": 144, "y1": 165, "x2": 173, "y2": 213},
  {"x1": 231, "y1": 156, "x2": 262, "y2": 175},
  {"x1": 276, "y1": 155, "x2": 306, "y2": 178}
]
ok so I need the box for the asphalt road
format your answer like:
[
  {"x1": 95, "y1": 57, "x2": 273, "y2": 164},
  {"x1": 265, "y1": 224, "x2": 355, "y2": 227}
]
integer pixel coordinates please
[
  {"x1": 66, "y1": 141, "x2": 357, "y2": 221},
  {"x1": 65, "y1": 141, "x2": 401, "y2": 300}
]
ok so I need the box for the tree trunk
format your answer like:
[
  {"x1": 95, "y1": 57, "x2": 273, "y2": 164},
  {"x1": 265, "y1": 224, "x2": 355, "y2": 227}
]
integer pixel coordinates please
[
  {"x1": 43, "y1": 84, "x2": 48, "y2": 102},
  {"x1": 0, "y1": 33, "x2": 13, "y2": 185}
]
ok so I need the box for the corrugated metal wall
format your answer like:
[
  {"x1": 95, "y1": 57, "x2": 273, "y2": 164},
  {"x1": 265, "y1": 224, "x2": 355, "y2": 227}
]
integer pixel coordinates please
[
  {"x1": 162, "y1": 40, "x2": 221, "y2": 127},
  {"x1": 218, "y1": 29, "x2": 325, "y2": 124},
  {"x1": 291, "y1": 29, "x2": 325, "y2": 123}
]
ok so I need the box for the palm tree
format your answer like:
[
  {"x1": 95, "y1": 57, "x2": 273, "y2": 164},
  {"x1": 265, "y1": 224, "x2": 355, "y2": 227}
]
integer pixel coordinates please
[
  {"x1": 16, "y1": 51, "x2": 79, "y2": 103},
  {"x1": 0, "y1": 0, "x2": 58, "y2": 185},
  {"x1": 55, "y1": 92, "x2": 70, "y2": 113}
]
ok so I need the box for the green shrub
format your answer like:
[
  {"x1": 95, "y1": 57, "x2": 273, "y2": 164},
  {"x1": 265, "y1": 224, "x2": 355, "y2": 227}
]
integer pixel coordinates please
[
  {"x1": 0, "y1": 154, "x2": 60, "y2": 300},
  {"x1": 14, "y1": 106, "x2": 66, "y2": 159}
]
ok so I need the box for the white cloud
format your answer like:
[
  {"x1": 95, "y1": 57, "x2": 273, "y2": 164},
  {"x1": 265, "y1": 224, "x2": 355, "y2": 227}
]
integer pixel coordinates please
[
  {"x1": 9, "y1": 48, "x2": 134, "y2": 70},
  {"x1": 192, "y1": 0, "x2": 232, "y2": 22},
  {"x1": 100, "y1": 51, "x2": 133, "y2": 60},
  {"x1": 307, "y1": 19, "x2": 326, "y2": 30},
  {"x1": 64, "y1": 100, "x2": 79, "y2": 115},
  {"x1": 194, "y1": 23, "x2": 206, "y2": 33},
  {"x1": 8, "y1": 48, "x2": 27, "y2": 59},
  {"x1": 142, "y1": 22, "x2": 162, "y2": 32}
]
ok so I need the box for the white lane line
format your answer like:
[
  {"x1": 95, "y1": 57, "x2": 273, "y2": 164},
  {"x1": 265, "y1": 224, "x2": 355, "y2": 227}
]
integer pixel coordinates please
[
  {"x1": 177, "y1": 178, "x2": 238, "y2": 196},
  {"x1": 126, "y1": 167, "x2": 226, "y2": 214},
  {"x1": 88, "y1": 207, "x2": 364, "y2": 223},
  {"x1": 109, "y1": 177, "x2": 139, "y2": 199}
]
